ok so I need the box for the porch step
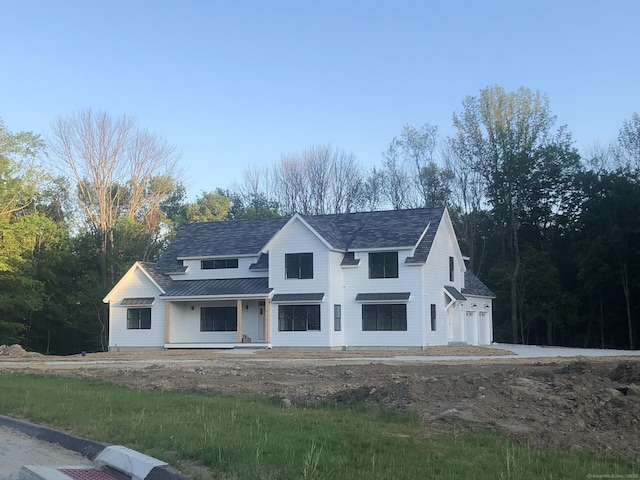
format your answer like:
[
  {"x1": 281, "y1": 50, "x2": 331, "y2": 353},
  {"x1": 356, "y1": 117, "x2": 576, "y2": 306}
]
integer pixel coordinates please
[
  {"x1": 164, "y1": 343, "x2": 271, "y2": 350},
  {"x1": 448, "y1": 341, "x2": 468, "y2": 346}
]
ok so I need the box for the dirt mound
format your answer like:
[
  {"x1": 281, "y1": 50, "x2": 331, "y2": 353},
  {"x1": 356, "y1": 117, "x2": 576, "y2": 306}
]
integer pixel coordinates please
[
  {"x1": 0, "y1": 344, "x2": 27, "y2": 357},
  {"x1": 609, "y1": 361, "x2": 640, "y2": 384},
  {"x1": 2, "y1": 350, "x2": 640, "y2": 461}
]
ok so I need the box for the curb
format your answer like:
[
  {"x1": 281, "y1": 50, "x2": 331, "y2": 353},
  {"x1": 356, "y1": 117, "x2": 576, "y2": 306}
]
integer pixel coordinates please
[{"x1": 0, "y1": 415, "x2": 188, "y2": 480}]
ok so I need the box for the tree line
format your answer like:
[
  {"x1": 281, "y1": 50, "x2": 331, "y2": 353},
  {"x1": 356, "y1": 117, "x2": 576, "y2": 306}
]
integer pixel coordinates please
[{"x1": 1, "y1": 86, "x2": 639, "y2": 353}]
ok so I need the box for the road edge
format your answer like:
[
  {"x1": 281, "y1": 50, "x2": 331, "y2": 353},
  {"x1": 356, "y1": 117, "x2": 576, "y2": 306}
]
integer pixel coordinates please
[{"x1": 0, "y1": 415, "x2": 188, "y2": 479}]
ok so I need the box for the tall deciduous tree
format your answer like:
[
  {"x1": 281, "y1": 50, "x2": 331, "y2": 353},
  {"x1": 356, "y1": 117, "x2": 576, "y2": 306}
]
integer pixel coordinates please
[
  {"x1": 0, "y1": 119, "x2": 66, "y2": 344},
  {"x1": 48, "y1": 109, "x2": 181, "y2": 287},
  {"x1": 615, "y1": 112, "x2": 640, "y2": 170},
  {"x1": 381, "y1": 124, "x2": 452, "y2": 209},
  {"x1": 235, "y1": 144, "x2": 365, "y2": 215},
  {"x1": 451, "y1": 86, "x2": 566, "y2": 343}
]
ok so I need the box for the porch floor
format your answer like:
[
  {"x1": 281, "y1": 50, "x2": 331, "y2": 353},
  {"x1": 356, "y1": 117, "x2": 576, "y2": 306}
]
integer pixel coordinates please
[{"x1": 164, "y1": 342, "x2": 271, "y2": 350}]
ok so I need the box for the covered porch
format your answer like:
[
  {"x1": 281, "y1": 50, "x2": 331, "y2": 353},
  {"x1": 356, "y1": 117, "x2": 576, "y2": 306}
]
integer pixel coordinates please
[{"x1": 161, "y1": 277, "x2": 273, "y2": 348}]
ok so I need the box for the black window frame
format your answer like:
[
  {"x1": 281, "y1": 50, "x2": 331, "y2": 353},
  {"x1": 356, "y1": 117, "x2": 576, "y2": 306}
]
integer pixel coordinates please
[
  {"x1": 200, "y1": 306, "x2": 237, "y2": 332},
  {"x1": 201, "y1": 258, "x2": 239, "y2": 270},
  {"x1": 127, "y1": 307, "x2": 151, "y2": 330},
  {"x1": 362, "y1": 304, "x2": 407, "y2": 331},
  {"x1": 368, "y1": 252, "x2": 399, "y2": 279},
  {"x1": 449, "y1": 256, "x2": 455, "y2": 282},
  {"x1": 334, "y1": 304, "x2": 342, "y2": 331},
  {"x1": 285, "y1": 253, "x2": 314, "y2": 279},
  {"x1": 278, "y1": 304, "x2": 321, "y2": 331},
  {"x1": 430, "y1": 304, "x2": 437, "y2": 331}
]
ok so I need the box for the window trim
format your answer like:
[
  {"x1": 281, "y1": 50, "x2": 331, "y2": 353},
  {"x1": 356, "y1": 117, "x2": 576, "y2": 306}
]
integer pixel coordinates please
[
  {"x1": 278, "y1": 304, "x2": 321, "y2": 331},
  {"x1": 127, "y1": 307, "x2": 151, "y2": 330},
  {"x1": 368, "y1": 252, "x2": 399, "y2": 279},
  {"x1": 285, "y1": 253, "x2": 314, "y2": 279},
  {"x1": 361, "y1": 303, "x2": 407, "y2": 331}
]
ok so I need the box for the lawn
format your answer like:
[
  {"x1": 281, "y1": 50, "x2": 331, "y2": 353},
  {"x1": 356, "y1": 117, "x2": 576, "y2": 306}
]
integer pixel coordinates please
[{"x1": 0, "y1": 372, "x2": 636, "y2": 479}]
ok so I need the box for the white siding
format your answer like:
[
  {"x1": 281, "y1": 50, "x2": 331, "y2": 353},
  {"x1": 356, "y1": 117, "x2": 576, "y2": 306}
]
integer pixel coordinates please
[
  {"x1": 268, "y1": 218, "x2": 332, "y2": 347},
  {"x1": 178, "y1": 256, "x2": 266, "y2": 280},
  {"x1": 342, "y1": 249, "x2": 424, "y2": 347},
  {"x1": 108, "y1": 267, "x2": 165, "y2": 349},
  {"x1": 169, "y1": 300, "x2": 239, "y2": 343},
  {"x1": 423, "y1": 211, "x2": 466, "y2": 346},
  {"x1": 329, "y1": 250, "x2": 346, "y2": 347},
  {"x1": 460, "y1": 294, "x2": 493, "y2": 345}
]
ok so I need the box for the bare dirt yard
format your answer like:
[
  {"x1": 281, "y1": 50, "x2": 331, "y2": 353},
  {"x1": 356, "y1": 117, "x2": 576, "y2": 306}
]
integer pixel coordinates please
[{"x1": 2, "y1": 345, "x2": 640, "y2": 463}]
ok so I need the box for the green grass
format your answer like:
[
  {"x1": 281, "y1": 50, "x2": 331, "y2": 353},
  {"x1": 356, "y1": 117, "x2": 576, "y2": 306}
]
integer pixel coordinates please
[{"x1": 0, "y1": 372, "x2": 636, "y2": 479}]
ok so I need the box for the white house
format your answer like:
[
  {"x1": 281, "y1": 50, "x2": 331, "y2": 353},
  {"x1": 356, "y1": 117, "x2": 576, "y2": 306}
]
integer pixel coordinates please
[{"x1": 103, "y1": 208, "x2": 495, "y2": 350}]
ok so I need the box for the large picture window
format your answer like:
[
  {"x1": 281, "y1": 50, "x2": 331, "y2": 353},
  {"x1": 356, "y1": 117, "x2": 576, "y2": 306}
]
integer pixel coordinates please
[
  {"x1": 127, "y1": 308, "x2": 151, "y2": 329},
  {"x1": 362, "y1": 304, "x2": 407, "y2": 331},
  {"x1": 201, "y1": 258, "x2": 239, "y2": 269},
  {"x1": 201, "y1": 306, "x2": 237, "y2": 331},
  {"x1": 369, "y1": 252, "x2": 398, "y2": 278},
  {"x1": 278, "y1": 305, "x2": 321, "y2": 331},
  {"x1": 285, "y1": 253, "x2": 313, "y2": 279}
]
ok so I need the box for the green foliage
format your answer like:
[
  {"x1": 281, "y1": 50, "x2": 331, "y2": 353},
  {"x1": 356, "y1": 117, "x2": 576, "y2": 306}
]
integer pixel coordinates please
[
  {"x1": 227, "y1": 191, "x2": 280, "y2": 220},
  {"x1": 186, "y1": 189, "x2": 231, "y2": 223},
  {"x1": 0, "y1": 373, "x2": 637, "y2": 480}
]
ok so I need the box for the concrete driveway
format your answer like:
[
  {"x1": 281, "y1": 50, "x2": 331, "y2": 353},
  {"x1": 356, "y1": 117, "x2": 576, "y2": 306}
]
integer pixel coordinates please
[{"x1": 344, "y1": 343, "x2": 640, "y2": 363}]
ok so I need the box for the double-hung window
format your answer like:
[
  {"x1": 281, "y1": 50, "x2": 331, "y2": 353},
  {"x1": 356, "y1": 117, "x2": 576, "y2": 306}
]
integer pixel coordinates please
[
  {"x1": 127, "y1": 308, "x2": 151, "y2": 329},
  {"x1": 285, "y1": 253, "x2": 313, "y2": 279},
  {"x1": 369, "y1": 252, "x2": 398, "y2": 279}
]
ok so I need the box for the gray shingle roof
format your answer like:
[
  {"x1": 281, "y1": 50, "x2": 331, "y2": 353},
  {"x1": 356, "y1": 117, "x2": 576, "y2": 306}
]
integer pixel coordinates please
[
  {"x1": 444, "y1": 285, "x2": 466, "y2": 301},
  {"x1": 462, "y1": 272, "x2": 496, "y2": 298},
  {"x1": 405, "y1": 214, "x2": 442, "y2": 263},
  {"x1": 156, "y1": 217, "x2": 288, "y2": 271},
  {"x1": 163, "y1": 277, "x2": 271, "y2": 297},
  {"x1": 300, "y1": 208, "x2": 444, "y2": 251},
  {"x1": 155, "y1": 208, "x2": 445, "y2": 274},
  {"x1": 139, "y1": 262, "x2": 175, "y2": 292},
  {"x1": 249, "y1": 253, "x2": 269, "y2": 270}
]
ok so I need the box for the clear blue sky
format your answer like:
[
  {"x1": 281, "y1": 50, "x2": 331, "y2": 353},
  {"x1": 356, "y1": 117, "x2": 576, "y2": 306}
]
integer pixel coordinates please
[{"x1": 2, "y1": 1, "x2": 638, "y2": 198}]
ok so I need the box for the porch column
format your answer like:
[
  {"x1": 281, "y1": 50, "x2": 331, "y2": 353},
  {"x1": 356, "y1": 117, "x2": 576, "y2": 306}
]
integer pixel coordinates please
[
  {"x1": 236, "y1": 299, "x2": 243, "y2": 343},
  {"x1": 165, "y1": 301, "x2": 171, "y2": 344},
  {"x1": 265, "y1": 298, "x2": 271, "y2": 344}
]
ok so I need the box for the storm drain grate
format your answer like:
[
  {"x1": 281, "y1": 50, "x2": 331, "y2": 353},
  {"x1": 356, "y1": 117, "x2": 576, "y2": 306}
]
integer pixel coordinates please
[{"x1": 58, "y1": 468, "x2": 122, "y2": 480}]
